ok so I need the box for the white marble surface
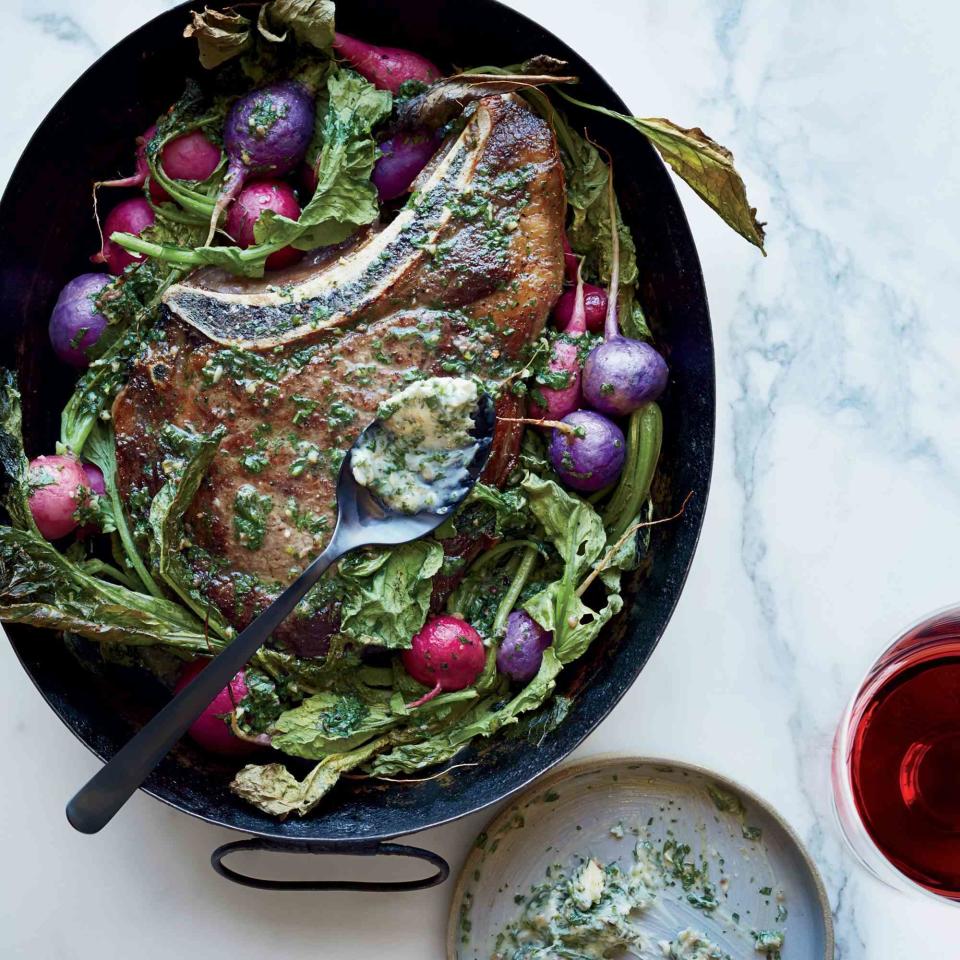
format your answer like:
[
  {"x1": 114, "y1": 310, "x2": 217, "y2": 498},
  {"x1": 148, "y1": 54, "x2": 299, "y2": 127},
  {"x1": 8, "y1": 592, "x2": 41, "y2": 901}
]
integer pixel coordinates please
[{"x1": 2, "y1": 0, "x2": 958, "y2": 956}]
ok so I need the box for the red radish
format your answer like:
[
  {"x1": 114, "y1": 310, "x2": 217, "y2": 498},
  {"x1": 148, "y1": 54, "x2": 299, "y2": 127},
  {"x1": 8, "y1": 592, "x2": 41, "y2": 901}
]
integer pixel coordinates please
[
  {"x1": 333, "y1": 32, "x2": 441, "y2": 93},
  {"x1": 225, "y1": 180, "x2": 302, "y2": 270},
  {"x1": 561, "y1": 234, "x2": 578, "y2": 283},
  {"x1": 531, "y1": 264, "x2": 588, "y2": 421},
  {"x1": 553, "y1": 283, "x2": 608, "y2": 335},
  {"x1": 91, "y1": 197, "x2": 155, "y2": 274},
  {"x1": 402, "y1": 615, "x2": 486, "y2": 709},
  {"x1": 160, "y1": 129, "x2": 221, "y2": 181},
  {"x1": 27, "y1": 454, "x2": 87, "y2": 540},
  {"x1": 147, "y1": 178, "x2": 170, "y2": 204},
  {"x1": 97, "y1": 124, "x2": 155, "y2": 190},
  {"x1": 174, "y1": 660, "x2": 258, "y2": 756}
]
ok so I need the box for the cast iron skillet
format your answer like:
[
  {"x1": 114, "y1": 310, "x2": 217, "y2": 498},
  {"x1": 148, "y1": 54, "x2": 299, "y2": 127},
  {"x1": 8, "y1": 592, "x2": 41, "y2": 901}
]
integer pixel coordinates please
[{"x1": 0, "y1": 0, "x2": 714, "y2": 890}]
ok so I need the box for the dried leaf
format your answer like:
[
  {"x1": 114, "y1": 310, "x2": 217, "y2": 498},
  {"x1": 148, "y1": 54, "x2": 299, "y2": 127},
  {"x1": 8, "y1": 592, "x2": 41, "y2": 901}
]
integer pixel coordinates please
[
  {"x1": 183, "y1": 7, "x2": 253, "y2": 70},
  {"x1": 558, "y1": 90, "x2": 766, "y2": 252},
  {"x1": 268, "y1": 0, "x2": 335, "y2": 50}
]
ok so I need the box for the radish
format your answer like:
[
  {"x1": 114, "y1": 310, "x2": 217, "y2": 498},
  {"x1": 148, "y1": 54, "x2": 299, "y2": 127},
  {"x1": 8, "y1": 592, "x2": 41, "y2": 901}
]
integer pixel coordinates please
[
  {"x1": 402, "y1": 614, "x2": 486, "y2": 708},
  {"x1": 531, "y1": 264, "x2": 587, "y2": 421},
  {"x1": 174, "y1": 660, "x2": 258, "y2": 756},
  {"x1": 48, "y1": 273, "x2": 111, "y2": 368},
  {"x1": 561, "y1": 234, "x2": 579, "y2": 283},
  {"x1": 160, "y1": 129, "x2": 221, "y2": 181},
  {"x1": 553, "y1": 283, "x2": 608, "y2": 335},
  {"x1": 80, "y1": 462, "x2": 106, "y2": 499},
  {"x1": 207, "y1": 81, "x2": 314, "y2": 244},
  {"x1": 27, "y1": 454, "x2": 87, "y2": 540},
  {"x1": 225, "y1": 180, "x2": 302, "y2": 270},
  {"x1": 333, "y1": 32, "x2": 440, "y2": 93},
  {"x1": 91, "y1": 197, "x2": 155, "y2": 275},
  {"x1": 372, "y1": 129, "x2": 441, "y2": 201},
  {"x1": 548, "y1": 410, "x2": 626, "y2": 492},
  {"x1": 582, "y1": 167, "x2": 668, "y2": 416},
  {"x1": 97, "y1": 124, "x2": 155, "y2": 190},
  {"x1": 148, "y1": 129, "x2": 222, "y2": 203},
  {"x1": 75, "y1": 462, "x2": 108, "y2": 538},
  {"x1": 496, "y1": 611, "x2": 552, "y2": 683}
]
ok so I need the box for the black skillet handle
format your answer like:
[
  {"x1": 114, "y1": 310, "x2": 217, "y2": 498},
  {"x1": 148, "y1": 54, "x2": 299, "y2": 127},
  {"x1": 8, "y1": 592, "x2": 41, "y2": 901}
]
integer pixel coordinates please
[{"x1": 210, "y1": 837, "x2": 450, "y2": 892}]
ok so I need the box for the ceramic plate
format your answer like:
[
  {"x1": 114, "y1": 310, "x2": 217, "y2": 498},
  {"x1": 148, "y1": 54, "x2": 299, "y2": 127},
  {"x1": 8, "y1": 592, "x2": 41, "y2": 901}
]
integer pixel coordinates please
[{"x1": 448, "y1": 756, "x2": 834, "y2": 959}]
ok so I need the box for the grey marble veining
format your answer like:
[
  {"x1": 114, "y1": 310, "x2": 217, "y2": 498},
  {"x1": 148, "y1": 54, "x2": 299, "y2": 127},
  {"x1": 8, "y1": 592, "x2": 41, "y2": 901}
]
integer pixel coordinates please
[{"x1": 1, "y1": 0, "x2": 958, "y2": 956}]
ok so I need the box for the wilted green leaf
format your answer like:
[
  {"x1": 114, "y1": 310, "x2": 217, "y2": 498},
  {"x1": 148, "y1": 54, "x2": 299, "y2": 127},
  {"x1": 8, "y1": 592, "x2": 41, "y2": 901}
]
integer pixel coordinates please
[
  {"x1": 255, "y1": 68, "x2": 391, "y2": 250},
  {"x1": 338, "y1": 540, "x2": 444, "y2": 648},
  {"x1": 231, "y1": 735, "x2": 388, "y2": 817}
]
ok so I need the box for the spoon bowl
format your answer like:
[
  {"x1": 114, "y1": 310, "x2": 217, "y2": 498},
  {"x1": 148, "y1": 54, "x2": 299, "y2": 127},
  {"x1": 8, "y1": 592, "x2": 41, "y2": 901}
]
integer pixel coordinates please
[{"x1": 335, "y1": 392, "x2": 495, "y2": 550}]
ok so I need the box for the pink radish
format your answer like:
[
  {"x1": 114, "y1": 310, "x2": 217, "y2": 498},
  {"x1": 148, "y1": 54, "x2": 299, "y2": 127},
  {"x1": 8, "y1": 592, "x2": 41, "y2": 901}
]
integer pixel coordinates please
[
  {"x1": 147, "y1": 129, "x2": 221, "y2": 203},
  {"x1": 174, "y1": 660, "x2": 258, "y2": 756},
  {"x1": 561, "y1": 234, "x2": 578, "y2": 283},
  {"x1": 97, "y1": 125, "x2": 155, "y2": 190},
  {"x1": 531, "y1": 264, "x2": 588, "y2": 420},
  {"x1": 402, "y1": 615, "x2": 486, "y2": 709},
  {"x1": 160, "y1": 129, "x2": 221, "y2": 181},
  {"x1": 225, "y1": 180, "x2": 302, "y2": 270},
  {"x1": 333, "y1": 33, "x2": 441, "y2": 93},
  {"x1": 91, "y1": 197, "x2": 155, "y2": 275},
  {"x1": 553, "y1": 283, "x2": 608, "y2": 335},
  {"x1": 27, "y1": 454, "x2": 87, "y2": 540}
]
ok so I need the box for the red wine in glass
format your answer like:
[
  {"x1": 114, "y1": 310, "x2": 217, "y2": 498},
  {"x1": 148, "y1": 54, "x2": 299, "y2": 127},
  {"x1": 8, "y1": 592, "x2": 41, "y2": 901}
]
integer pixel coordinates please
[{"x1": 834, "y1": 608, "x2": 960, "y2": 901}]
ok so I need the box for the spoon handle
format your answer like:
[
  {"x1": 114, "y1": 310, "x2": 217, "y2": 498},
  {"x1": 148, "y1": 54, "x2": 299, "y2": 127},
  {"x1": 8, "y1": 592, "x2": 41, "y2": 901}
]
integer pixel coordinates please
[{"x1": 66, "y1": 535, "x2": 348, "y2": 834}]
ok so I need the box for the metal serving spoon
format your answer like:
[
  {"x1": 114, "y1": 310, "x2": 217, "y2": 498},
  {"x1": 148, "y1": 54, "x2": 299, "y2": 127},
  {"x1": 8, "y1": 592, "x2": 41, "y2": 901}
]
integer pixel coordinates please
[{"x1": 66, "y1": 394, "x2": 495, "y2": 834}]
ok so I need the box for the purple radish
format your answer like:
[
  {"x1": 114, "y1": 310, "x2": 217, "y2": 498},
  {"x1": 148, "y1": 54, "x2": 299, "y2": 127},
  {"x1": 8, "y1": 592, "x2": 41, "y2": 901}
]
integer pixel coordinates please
[
  {"x1": 48, "y1": 273, "x2": 111, "y2": 368},
  {"x1": 373, "y1": 129, "x2": 441, "y2": 201},
  {"x1": 81, "y1": 462, "x2": 107, "y2": 499},
  {"x1": 207, "y1": 81, "x2": 315, "y2": 244},
  {"x1": 548, "y1": 410, "x2": 626, "y2": 492},
  {"x1": 225, "y1": 179, "x2": 302, "y2": 270},
  {"x1": 582, "y1": 166, "x2": 668, "y2": 416},
  {"x1": 333, "y1": 33, "x2": 440, "y2": 93},
  {"x1": 553, "y1": 283, "x2": 608, "y2": 335},
  {"x1": 91, "y1": 197, "x2": 155, "y2": 275},
  {"x1": 174, "y1": 660, "x2": 258, "y2": 755},
  {"x1": 402, "y1": 614, "x2": 486, "y2": 708},
  {"x1": 98, "y1": 124, "x2": 155, "y2": 190},
  {"x1": 531, "y1": 264, "x2": 587, "y2": 421},
  {"x1": 496, "y1": 611, "x2": 552, "y2": 683},
  {"x1": 27, "y1": 455, "x2": 88, "y2": 540},
  {"x1": 75, "y1": 463, "x2": 108, "y2": 538}
]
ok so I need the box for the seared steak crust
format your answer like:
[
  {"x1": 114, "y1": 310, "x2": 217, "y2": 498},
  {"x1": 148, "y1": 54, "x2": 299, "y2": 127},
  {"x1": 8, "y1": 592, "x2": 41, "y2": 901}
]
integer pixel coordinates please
[{"x1": 112, "y1": 94, "x2": 565, "y2": 648}]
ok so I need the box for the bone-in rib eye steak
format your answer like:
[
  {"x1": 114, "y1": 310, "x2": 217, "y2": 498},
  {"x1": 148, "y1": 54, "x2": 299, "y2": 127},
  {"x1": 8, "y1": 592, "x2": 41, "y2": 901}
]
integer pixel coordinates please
[{"x1": 112, "y1": 94, "x2": 565, "y2": 649}]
